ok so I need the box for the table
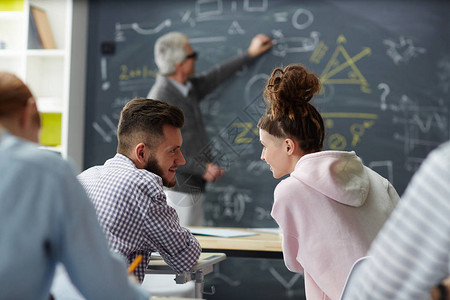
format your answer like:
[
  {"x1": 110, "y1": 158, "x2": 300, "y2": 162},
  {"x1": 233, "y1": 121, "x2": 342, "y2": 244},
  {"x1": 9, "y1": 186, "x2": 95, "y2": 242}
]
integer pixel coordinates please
[
  {"x1": 188, "y1": 227, "x2": 283, "y2": 259},
  {"x1": 146, "y1": 252, "x2": 226, "y2": 299}
]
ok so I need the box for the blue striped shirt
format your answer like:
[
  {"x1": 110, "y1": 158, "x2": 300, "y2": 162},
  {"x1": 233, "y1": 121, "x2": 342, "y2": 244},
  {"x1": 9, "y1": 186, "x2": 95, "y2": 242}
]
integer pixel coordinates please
[
  {"x1": 344, "y1": 141, "x2": 450, "y2": 299},
  {"x1": 0, "y1": 130, "x2": 150, "y2": 300}
]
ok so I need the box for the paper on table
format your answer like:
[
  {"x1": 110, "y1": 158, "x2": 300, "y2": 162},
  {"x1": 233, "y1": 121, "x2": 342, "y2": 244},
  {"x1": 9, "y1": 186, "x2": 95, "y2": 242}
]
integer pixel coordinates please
[
  {"x1": 189, "y1": 228, "x2": 258, "y2": 238},
  {"x1": 250, "y1": 227, "x2": 281, "y2": 234},
  {"x1": 150, "y1": 252, "x2": 163, "y2": 260}
]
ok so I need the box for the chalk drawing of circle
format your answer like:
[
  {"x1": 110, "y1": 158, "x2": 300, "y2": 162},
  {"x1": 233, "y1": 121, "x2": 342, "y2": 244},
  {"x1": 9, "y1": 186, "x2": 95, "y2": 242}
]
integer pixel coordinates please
[
  {"x1": 327, "y1": 133, "x2": 347, "y2": 150},
  {"x1": 313, "y1": 84, "x2": 335, "y2": 104},
  {"x1": 292, "y1": 9, "x2": 313, "y2": 30}
]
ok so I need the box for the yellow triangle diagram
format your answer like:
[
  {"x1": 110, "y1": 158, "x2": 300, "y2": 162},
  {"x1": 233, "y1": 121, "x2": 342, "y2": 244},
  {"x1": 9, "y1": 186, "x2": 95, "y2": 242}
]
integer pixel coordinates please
[{"x1": 320, "y1": 35, "x2": 371, "y2": 93}]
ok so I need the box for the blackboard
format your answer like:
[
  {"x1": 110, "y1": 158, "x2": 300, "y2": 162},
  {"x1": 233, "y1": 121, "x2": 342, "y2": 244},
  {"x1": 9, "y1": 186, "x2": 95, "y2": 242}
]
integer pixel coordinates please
[{"x1": 84, "y1": 1, "x2": 449, "y2": 298}]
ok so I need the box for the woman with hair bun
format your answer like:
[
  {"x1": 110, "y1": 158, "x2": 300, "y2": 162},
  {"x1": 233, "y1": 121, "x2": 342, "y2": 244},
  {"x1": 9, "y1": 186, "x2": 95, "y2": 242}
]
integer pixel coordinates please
[{"x1": 258, "y1": 64, "x2": 400, "y2": 300}]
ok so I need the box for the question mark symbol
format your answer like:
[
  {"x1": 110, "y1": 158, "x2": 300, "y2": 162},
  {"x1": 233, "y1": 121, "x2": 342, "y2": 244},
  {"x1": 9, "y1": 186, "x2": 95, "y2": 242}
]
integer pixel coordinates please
[{"x1": 377, "y1": 83, "x2": 390, "y2": 111}]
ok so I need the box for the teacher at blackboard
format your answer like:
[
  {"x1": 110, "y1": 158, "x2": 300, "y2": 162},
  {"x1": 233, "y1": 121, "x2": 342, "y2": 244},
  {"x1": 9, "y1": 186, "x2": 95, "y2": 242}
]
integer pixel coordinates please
[{"x1": 148, "y1": 31, "x2": 272, "y2": 226}]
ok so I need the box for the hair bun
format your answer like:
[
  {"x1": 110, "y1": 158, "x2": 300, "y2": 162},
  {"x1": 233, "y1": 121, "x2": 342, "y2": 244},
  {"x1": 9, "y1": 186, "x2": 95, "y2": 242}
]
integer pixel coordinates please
[{"x1": 264, "y1": 64, "x2": 320, "y2": 120}]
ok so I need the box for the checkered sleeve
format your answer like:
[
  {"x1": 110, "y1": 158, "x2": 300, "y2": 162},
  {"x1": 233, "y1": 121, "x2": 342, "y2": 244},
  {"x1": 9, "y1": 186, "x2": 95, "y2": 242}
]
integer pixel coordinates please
[
  {"x1": 129, "y1": 250, "x2": 150, "y2": 283},
  {"x1": 141, "y1": 190, "x2": 201, "y2": 274}
]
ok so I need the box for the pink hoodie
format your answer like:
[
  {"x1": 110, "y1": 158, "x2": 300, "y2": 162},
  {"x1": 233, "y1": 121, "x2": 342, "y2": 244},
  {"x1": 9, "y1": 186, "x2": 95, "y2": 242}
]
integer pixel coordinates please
[{"x1": 271, "y1": 151, "x2": 399, "y2": 300}]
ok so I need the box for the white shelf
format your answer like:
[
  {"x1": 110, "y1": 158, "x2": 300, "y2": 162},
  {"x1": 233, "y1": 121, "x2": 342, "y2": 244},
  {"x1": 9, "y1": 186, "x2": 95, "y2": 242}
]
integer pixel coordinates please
[
  {"x1": 0, "y1": 55, "x2": 25, "y2": 78},
  {"x1": 0, "y1": 0, "x2": 87, "y2": 171},
  {"x1": 0, "y1": 50, "x2": 25, "y2": 56},
  {"x1": 1, "y1": 1, "x2": 67, "y2": 150},
  {"x1": 27, "y1": 49, "x2": 66, "y2": 56},
  {"x1": 37, "y1": 97, "x2": 63, "y2": 113},
  {"x1": 0, "y1": 12, "x2": 26, "y2": 50},
  {"x1": 0, "y1": 11, "x2": 24, "y2": 19}
]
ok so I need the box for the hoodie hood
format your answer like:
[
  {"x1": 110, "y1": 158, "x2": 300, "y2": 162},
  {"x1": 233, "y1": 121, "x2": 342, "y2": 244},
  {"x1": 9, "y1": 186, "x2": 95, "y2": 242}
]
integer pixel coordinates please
[{"x1": 290, "y1": 151, "x2": 369, "y2": 207}]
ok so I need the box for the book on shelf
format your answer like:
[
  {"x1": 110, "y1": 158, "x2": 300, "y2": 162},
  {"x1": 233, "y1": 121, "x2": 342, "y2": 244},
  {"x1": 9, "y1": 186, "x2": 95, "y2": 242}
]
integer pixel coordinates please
[
  {"x1": 28, "y1": 5, "x2": 43, "y2": 49},
  {"x1": 28, "y1": 5, "x2": 56, "y2": 49}
]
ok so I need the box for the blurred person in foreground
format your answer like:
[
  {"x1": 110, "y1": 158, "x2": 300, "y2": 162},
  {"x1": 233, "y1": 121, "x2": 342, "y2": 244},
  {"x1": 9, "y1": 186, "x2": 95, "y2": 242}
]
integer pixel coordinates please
[
  {"x1": 0, "y1": 72, "x2": 150, "y2": 300},
  {"x1": 343, "y1": 140, "x2": 450, "y2": 300}
]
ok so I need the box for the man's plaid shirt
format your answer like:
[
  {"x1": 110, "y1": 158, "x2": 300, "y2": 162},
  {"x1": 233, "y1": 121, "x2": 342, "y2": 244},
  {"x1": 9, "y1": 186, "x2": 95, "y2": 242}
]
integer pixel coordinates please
[{"x1": 78, "y1": 154, "x2": 201, "y2": 282}]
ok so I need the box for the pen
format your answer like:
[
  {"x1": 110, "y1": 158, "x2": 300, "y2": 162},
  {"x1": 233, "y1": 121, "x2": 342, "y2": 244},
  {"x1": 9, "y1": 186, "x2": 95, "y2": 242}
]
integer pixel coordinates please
[{"x1": 127, "y1": 255, "x2": 143, "y2": 274}]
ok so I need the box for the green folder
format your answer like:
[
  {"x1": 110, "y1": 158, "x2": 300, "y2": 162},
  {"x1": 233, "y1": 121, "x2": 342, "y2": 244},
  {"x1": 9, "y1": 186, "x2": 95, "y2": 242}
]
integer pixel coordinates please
[
  {"x1": 40, "y1": 112, "x2": 61, "y2": 146},
  {"x1": 0, "y1": 0, "x2": 24, "y2": 11}
]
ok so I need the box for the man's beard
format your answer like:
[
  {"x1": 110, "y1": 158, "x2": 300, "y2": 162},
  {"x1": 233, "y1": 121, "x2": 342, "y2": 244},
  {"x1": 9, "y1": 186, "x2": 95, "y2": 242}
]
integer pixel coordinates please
[{"x1": 144, "y1": 156, "x2": 176, "y2": 188}]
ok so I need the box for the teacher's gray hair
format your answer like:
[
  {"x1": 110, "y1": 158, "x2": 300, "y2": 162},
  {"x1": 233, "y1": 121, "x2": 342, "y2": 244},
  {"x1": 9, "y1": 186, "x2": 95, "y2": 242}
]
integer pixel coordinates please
[{"x1": 154, "y1": 32, "x2": 189, "y2": 76}]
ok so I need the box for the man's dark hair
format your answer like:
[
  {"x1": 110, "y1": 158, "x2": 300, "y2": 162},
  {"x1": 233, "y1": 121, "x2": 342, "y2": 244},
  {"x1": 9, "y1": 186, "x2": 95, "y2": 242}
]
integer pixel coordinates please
[{"x1": 117, "y1": 97, "x2": 184, "y2": 153}]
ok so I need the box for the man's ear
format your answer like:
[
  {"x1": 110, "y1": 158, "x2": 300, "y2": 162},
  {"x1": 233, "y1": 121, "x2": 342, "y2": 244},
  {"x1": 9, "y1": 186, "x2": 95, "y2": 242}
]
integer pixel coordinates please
[
  {"x1": 19, "y1": 98, "x2": 40, "y2": 143},
  {"x1": 284, "y1": 138, "x2": 296, "y2": 155},
  {"x1": 19, "y1": 98, "x2": 35, "y2": 128},
  {"x1": 133, "y1": 142, "x2": 148, "y2": 168}
]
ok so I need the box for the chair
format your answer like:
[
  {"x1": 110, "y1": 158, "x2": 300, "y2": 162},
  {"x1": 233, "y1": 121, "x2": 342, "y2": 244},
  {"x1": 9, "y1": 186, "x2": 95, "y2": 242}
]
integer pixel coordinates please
[
  {"x1": 146, "y1": 252, "x2": 226, "y2": 299},
  {"x1": 339, "y1": 256, "x2": 371, "y2": 300},
  {"x1": 51, "y1": 264, "x2": 197, "y2": 299},
  {"x1": 141, "y1": 274, "x2": 195, "y2": 298}
]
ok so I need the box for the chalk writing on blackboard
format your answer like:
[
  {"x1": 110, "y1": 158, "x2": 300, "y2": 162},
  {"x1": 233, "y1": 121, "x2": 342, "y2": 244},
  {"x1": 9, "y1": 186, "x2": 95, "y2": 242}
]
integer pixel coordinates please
[
  {"x1": 92, "y1": 114, "x2": 117, "y2": 143},
  {"x1": 260, "y1": 260, "x2": 303, "y2": 297},
  {"x1": 207, "y1": 186, "x2": 252, "y2": 223},
  {"x1": 437, "y1": 56, "x2": 450, "y2": 93},
  {"x1": 393, "y1": 94, "x2": 448, "y2": 171},
  {"x1": 383, "y1": 36, "x2": 426, "y2": 65},
  {"x1": 115, "y1": 19, "x2": 172, "y2": 42},
  {"x1": 312, "y1": 35, "x2": 371, "y2": 93},
  {"x1": 86, "y1": 0, "x2": 450, "y2": 228}
]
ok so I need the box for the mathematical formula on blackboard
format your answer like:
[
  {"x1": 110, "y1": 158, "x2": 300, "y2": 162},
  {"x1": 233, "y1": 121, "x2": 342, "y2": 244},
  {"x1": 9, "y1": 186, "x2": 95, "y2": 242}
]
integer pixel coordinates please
[{"x1": 86, "y1": 0, "x2": 450, "y2": 227}]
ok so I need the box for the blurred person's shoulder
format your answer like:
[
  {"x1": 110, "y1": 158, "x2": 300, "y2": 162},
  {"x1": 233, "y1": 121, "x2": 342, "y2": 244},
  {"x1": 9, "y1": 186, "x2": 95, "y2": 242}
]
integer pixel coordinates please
[{"x1": 1, "y1": 131, "x2": 73, "y2": 178}]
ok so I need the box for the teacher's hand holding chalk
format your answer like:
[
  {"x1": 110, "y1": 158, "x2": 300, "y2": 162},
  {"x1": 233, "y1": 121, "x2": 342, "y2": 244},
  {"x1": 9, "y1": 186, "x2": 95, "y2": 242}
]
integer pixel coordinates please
[{"x1": 248, "y1": 34, "x2": 273, "y2": 57}]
